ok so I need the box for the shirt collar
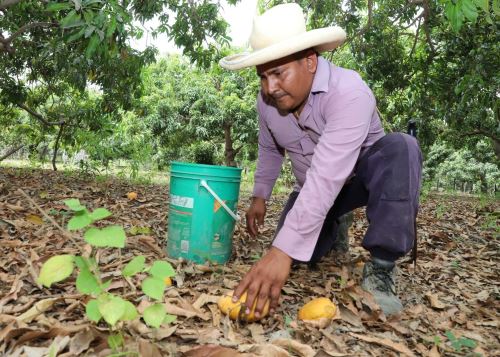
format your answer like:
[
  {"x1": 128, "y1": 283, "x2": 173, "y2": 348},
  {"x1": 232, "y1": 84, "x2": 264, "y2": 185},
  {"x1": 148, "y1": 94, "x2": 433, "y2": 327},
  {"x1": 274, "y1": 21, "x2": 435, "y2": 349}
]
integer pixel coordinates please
[{"x1": 310, "y1": 56, "x2": 330, "y2": 94}]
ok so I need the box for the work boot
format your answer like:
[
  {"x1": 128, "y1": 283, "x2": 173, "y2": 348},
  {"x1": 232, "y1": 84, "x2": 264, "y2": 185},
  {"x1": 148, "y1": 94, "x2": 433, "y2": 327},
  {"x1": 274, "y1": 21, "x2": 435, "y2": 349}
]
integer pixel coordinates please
[
  {"x1": 332, "y1": 211, "x2": 353, "y2": 254},
  {"x1": 361, "y1": 257, "x2": 403, "y2": 315}
]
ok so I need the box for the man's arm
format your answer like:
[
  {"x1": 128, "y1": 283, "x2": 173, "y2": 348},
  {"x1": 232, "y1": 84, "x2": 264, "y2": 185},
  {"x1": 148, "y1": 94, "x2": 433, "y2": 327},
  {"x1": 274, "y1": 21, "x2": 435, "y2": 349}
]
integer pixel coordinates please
[
  {"x1": 247, "y1": 96, "x2": 285, "y2": 236},
  {"x1": 252, "y1": 95, "x2": 285, "y2": 200}
]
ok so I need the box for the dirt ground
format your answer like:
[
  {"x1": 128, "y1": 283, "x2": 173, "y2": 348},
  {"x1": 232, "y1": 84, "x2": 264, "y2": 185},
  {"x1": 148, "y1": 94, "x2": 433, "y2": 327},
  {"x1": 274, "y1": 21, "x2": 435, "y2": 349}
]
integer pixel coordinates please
[{"x1": 0, "y1": 167, "x2": 498, "y2": 356}]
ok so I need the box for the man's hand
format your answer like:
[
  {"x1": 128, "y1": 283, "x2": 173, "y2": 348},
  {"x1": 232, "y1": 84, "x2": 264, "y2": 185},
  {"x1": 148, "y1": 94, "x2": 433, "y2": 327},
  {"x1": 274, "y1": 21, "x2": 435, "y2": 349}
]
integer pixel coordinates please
[
  {"x1": 246, "y1": 197, "x2": 266, "y2": 237},
  {"x1": 233, "y1": 246, "x2": 292, "y2": 318}
]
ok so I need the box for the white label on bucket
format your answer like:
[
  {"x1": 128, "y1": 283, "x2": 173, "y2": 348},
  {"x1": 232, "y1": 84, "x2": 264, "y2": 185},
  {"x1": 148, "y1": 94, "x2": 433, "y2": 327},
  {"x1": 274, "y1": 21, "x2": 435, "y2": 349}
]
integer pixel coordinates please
[
  {"x1": 181, "y1": 240, "x2": 189, "y2": 253},
  {"x1": 171, "y1": 194, "x2": 194, "y2": 209}
]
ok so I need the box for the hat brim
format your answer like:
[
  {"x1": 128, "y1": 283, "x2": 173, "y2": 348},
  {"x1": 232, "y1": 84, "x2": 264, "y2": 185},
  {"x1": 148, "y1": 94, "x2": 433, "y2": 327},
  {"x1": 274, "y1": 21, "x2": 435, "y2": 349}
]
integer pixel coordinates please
[{"x1": 219, "y1": 26, "x2": 346, "y2": 70}]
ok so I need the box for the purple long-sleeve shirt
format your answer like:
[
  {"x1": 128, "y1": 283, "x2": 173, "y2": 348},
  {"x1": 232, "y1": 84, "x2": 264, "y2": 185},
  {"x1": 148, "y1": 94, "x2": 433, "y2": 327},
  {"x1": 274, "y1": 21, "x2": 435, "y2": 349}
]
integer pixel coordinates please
[{"x1": 253, "y1": 57, "x2": 385, "y2": 262}]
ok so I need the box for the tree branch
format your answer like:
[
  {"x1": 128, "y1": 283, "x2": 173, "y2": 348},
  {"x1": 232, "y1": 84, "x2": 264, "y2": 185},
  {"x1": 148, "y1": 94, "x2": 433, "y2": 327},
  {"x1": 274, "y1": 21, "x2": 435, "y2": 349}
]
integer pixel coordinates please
[
  {"x1": 402, "y1": 12, "x2": 424, "y2": 30},
  {"x1": 0, "y1": 0, "x2": 23, "y2": 11},
  {"x1": 5, "y1": 22, "x2": 58, "y2": 44},
  {"x1": 52, "y1": 123, "x2": 64, "y2": 171},
  {"x1": 0, "y1": 144, "x2": 24, "y2": 162},
  {"x1": 421, "y1": 0, "x2": 436, "y2": 54},
  {"x1": 16, "y1": 103, "x2": 65, "y2": 126},
  {"x1": 338, "y1": 0, "x2": 374, "y2": 49},
  {"x1": 409, "y1": 17, "x2": 422, "y2": 59},
  {"x1": 461, "y1": 130, "x2": 500, "y2": 161}
]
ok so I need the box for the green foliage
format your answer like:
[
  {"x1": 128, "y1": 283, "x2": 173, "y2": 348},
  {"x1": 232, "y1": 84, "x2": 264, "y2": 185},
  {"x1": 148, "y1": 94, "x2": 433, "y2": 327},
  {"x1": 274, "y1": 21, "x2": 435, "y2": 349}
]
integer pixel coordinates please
[
  {"x1": 423, "y1": 141, "x2": 499, "y2": 195},
  {"x1": 141, "y1": 55, "x2": 259, "y2": 167},
  {"x1": 143, "y1": 303, "x2": 167, "y2": 328},
  {"x1": 122, "y1": 256, "x2": 146, "y2": 277},
  {"x1": 84, "y1": 226, "x2": 126, "y2": 248},
  {"x1": 38, "y1": 255, "x2": 75, "y2": 287},
  {"x1": 141, "y1": 277, "x2": 167, "y2": 301},
  {"x1": 445, "y1": 330, "x2": 477, "y2": 352},
  {"x1": 38, "y1": 199, "x2": 176, "y2": 335}
]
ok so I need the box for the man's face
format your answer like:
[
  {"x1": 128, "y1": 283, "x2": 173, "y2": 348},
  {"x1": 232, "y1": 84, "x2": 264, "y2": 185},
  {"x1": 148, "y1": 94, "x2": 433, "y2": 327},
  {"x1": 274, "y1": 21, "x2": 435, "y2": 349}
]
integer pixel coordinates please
[{"x1": 256, "y1": 51, "x2": 317, "y2": 114}]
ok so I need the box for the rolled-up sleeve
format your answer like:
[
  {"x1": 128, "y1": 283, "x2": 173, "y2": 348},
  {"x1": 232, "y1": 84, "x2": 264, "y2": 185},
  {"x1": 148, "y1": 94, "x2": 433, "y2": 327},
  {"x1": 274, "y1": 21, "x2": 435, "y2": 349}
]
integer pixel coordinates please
[
  {"x1": 252, "y1": 95, "x2": 284, "y2": 200},
  {"x1": 272, "y1": 89, "x2": 375, "y2": 261}
]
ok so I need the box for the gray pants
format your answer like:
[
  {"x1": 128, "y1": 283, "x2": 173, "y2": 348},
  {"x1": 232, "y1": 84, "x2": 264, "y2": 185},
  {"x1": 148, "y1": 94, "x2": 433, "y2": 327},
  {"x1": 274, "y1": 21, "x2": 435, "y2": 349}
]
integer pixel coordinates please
[{"x1": 274, "y1": 133, "x2": 423, "y2": 263}]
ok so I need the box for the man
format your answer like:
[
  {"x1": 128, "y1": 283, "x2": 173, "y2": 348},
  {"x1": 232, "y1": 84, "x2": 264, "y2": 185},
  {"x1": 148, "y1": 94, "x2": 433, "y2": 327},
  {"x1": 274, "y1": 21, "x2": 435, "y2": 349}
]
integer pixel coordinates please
[{"x1": 220, "y1": 3, "x2": 422, "y2": 317}]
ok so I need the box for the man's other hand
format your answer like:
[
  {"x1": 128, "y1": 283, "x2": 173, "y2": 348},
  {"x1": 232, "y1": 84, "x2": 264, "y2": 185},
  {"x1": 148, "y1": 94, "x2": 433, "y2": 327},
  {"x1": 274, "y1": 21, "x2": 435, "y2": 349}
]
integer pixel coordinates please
[
  {"x1": 246, "y1": 197, "x2": 266, "y2": 237},
  {"x1": 232, "y1": 246, "x2": 292, "y2": 318}
]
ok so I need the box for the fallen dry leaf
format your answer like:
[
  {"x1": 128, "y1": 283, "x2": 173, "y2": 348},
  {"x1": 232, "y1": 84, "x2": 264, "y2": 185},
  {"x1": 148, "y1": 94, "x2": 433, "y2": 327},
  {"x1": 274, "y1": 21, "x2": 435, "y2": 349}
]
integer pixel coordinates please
[
  {"x1": 16, "y1": 298, "x2": 58, "y2": 323},
  {"x1": 425, "y1": 292, "x2": 447, "y2": 310},
  {"x1": 349, "y1": 333, "x2": 416, "y2": 357},
  {"x1": 272, "y1": 338, "x2": 315, "y2": 357}
]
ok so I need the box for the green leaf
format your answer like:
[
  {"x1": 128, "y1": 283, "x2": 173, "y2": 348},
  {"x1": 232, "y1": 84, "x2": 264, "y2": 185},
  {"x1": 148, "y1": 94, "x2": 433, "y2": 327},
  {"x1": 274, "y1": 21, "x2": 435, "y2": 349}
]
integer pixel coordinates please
[
  {"x1": 107, "y1": 333, "x2": 124, "y2": 350},
  {"x1": 74, "y1": 256, "x2": 98, "y2": 271},
  {"x1": 460, "y1": 337, "x2": 476, "y2": 348},
  {"x1": 85, "y1": 33, "x2": 100, "y2": 58},
  {"x1": 494, "y1": 0, "x2": 500, "y2": 15},
  {"x1": 67, "y1": 210, "x2": 92, "y2": 230},
  {"x1": 97, "y1": 294, "x2": 126, "y2": 326},
  {"x1": 38, "y1": 255, "x2": 74, "y2": 287},
  {"x1": 101, "y1": 279, "x2": 112, "y2": 291},
  {"x1": 446, "y1": 2, "x2": 464, "y2": 32},
  {"x1": 67, "y1": 27, "x2": 86, "y2": 43},
  {"x1": 106, "y1": 16, "x2": 117, "y2": 38},
  {"x1": 143, "y1": 303, "x2": 166, "y2": 328},
  {"x1": 89, "y1": 208, "x2": 112, "y2": 221},
  {"x1": 86, "y1": 299, "x2": 102, "y2": 322},
  {"x1": 122, "y1": 255, "x2": 145, "y2": 277},
  {"x1": 462, "y1": 0, "x2": 479, "y2": 22},
  {"x1": 64, "y1": 198, "x2": 86, "y2": 211},
  {"x1": 121, "y1": 300, "x2": 138, "y2": 321},
  {"x1": 60, "y1": 10, "x2": 82, "y2": 29},
  {"x1": 149, "y1": 261, "x2": 175, "y2": 279},
  {"x1": 76, "y1": 268, "x2": 101, "y2": 294},
  {"x1": 84, "y1": 225, "x2": 126, "y2": 248},
  {"x1": 84, "y1": 25, "x2": 95, "y2": 39},
  {"x1": 163, "y1": 314, "x2": 177, "y2": 324},
  {"x1": 129, "y1": 226, "x2": 151, "y2": 235},
  {"x1": 473, "y1": 0, "x2": 489, "y2": 12},
  {"x1": 46, "y1": 2, "x2": 72, "y2": 11},
  {"x1": 445, "y1": 330, "x2": 457, "y2": 341},
  {"x1": 141, "y1": 277, "x2": 165, "y2": 301}
]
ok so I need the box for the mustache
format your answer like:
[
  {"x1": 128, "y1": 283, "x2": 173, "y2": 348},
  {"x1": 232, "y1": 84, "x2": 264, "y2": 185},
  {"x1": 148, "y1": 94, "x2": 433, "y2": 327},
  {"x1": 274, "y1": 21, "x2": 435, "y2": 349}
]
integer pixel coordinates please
[{"x1": 270, "y1": 92, "x2": 287, "y2": 100}]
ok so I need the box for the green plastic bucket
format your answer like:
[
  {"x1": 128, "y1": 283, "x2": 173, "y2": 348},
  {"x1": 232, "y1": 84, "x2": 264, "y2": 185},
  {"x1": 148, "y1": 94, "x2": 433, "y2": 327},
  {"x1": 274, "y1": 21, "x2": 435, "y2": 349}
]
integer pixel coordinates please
[{"x1": 166, "y1": 162, "x2": 242, "y2": 264}]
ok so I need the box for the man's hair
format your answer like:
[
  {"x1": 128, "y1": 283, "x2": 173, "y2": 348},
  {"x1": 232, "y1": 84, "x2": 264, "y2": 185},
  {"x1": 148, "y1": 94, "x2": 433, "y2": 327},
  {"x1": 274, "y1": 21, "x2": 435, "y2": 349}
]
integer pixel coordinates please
[{"x1": 292, "y1": 48, "x2": 319, "y2": 61}]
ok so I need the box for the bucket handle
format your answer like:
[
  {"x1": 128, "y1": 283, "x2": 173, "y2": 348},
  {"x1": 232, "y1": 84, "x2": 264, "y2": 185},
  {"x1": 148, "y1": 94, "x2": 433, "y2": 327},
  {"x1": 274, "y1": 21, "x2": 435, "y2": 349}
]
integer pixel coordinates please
[{"x1": 200, "y1": 180, "x2": 240, "y2": 221}]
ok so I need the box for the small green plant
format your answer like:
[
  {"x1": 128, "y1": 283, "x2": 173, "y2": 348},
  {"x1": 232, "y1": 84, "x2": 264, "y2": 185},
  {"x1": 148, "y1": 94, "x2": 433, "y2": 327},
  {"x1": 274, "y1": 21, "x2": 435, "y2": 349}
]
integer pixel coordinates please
[
  {"x1": 450, "y1": 260, "x2": 461, "y2": 270},
  {"x1": 435, "y1": 203, "x2": 448, "y2": 219},
  {"x1": 433, "y1": 335, "x2": 442, "y2": 347},
  {"x1": 38, "y1": 198, "x2": 176, "y2": 352},
  {"x1": 445, "y1": 330, "x2": 477, "y2": 353}
]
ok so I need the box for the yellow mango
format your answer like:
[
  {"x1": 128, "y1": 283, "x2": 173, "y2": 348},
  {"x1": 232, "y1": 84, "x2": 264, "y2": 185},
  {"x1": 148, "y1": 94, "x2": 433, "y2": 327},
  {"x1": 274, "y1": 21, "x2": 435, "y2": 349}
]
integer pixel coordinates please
[
  {"x1": 217, "y1": 291, "x2": 269, "y2": 322},
  {"x1": 298, "y1": 297, "x2": 337, "y2": 321},
  {"x1": 127, "y1": 192, "x2": 138, "y2": 200}
]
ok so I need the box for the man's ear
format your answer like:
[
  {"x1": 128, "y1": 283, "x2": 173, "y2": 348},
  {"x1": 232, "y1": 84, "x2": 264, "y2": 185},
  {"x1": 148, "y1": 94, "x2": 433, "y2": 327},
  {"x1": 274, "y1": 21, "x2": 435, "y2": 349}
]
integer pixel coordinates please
[{"x1": 305, "y1": 50, "x2": 318, "y2": 73}]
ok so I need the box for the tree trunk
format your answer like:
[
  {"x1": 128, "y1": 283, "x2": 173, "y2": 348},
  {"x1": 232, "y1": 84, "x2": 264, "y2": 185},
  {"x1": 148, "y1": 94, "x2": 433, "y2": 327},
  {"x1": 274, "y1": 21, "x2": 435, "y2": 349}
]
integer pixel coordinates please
[
  {"x1": 479, "y1": 172, "x2": 488, "y2": 194},
  {"x1": 52, "y1": 123, "x2": 64, "y2": 171},
  {"x1": 223, "y1": 122, "x2": 236, "y2": 167},
  {"x1": 0, "y1": 144, "x2": 24, "y2": 161}
]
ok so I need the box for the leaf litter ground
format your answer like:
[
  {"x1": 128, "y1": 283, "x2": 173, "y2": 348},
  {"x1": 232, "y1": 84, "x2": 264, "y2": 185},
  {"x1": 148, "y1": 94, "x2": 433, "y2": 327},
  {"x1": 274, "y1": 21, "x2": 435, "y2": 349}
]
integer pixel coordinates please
[{"x1": 0, "y1": 167, "x2": 498, "y2": 356}]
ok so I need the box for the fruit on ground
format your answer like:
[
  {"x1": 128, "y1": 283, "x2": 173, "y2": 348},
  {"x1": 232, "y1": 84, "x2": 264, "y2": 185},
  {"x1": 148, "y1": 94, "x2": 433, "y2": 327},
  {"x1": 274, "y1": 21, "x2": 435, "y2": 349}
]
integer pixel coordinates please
[
  {"x1": 298, "y1": 297, "x2": 337, "y2": 320},
  {"x1": 217, "y1": 291, "x2": 269, "y2": 322},
  {"x1": 127, "y1": 192, "x2": 138, "y2": 200}
]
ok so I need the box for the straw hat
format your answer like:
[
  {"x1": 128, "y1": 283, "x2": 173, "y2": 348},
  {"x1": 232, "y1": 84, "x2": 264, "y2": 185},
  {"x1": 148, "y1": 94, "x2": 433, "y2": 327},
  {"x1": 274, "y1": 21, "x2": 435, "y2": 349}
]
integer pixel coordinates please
[{"x1": 219, "y1": 3, "x2": 346, "y2": 70}]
